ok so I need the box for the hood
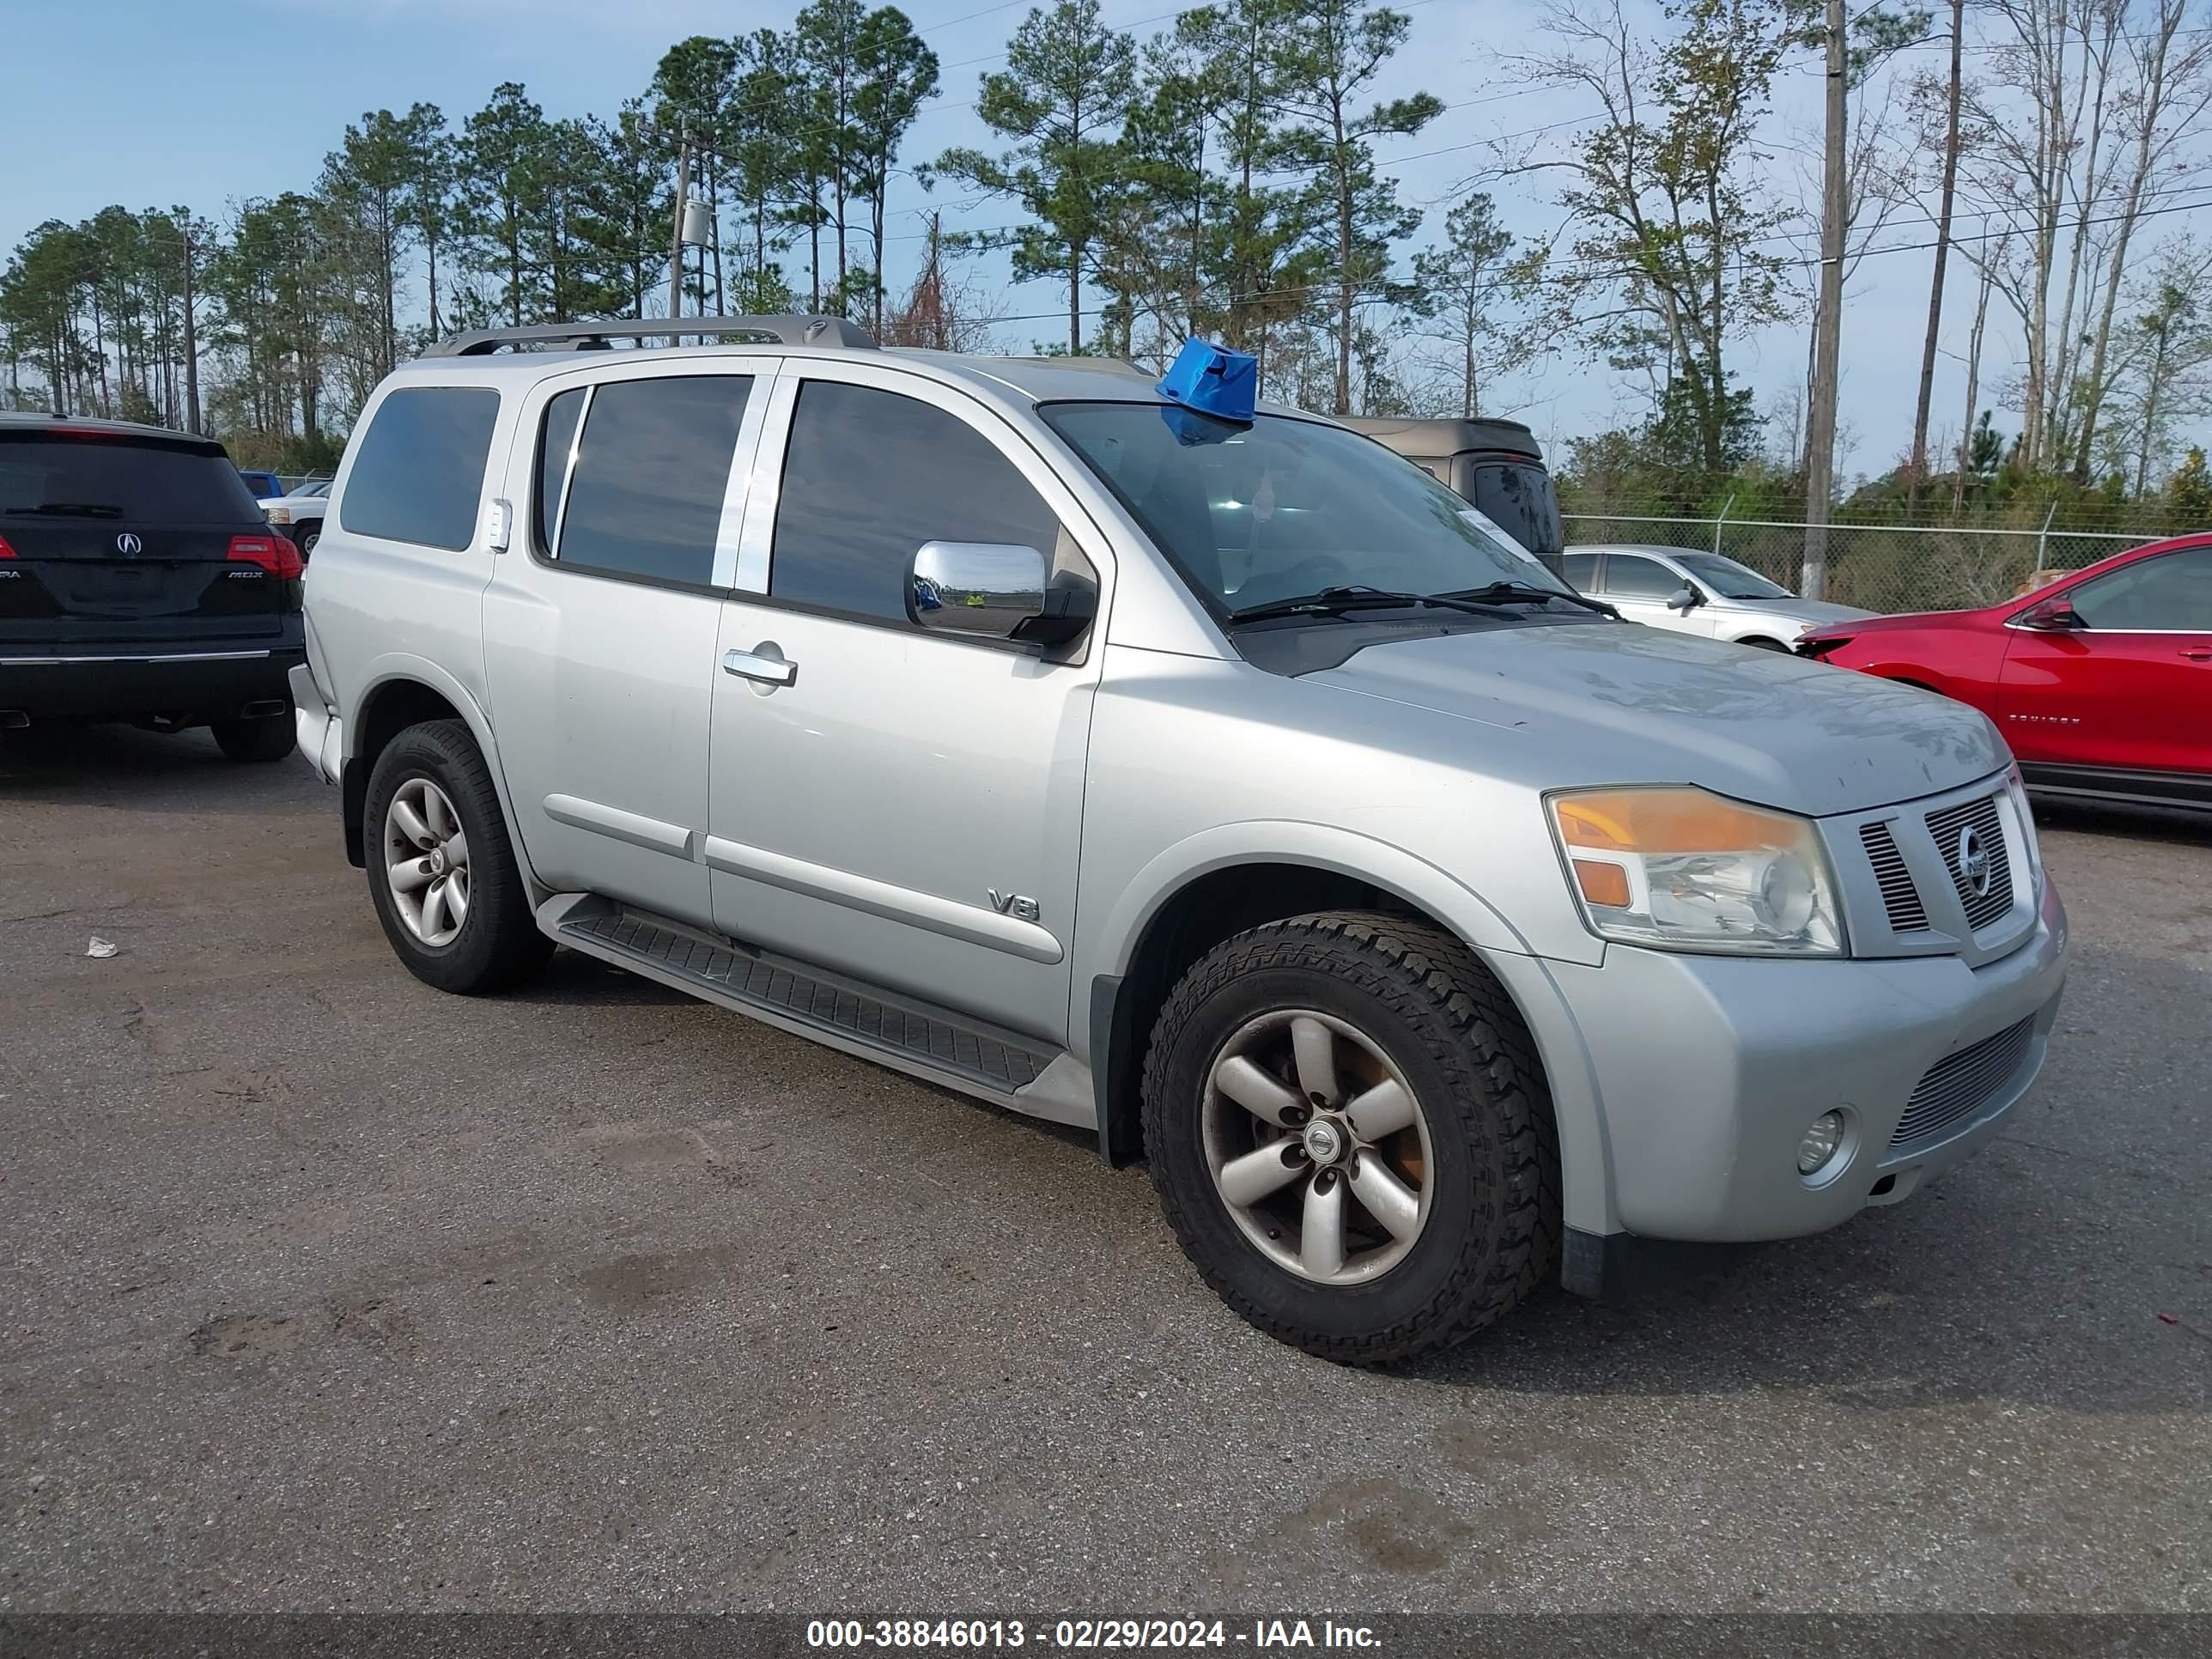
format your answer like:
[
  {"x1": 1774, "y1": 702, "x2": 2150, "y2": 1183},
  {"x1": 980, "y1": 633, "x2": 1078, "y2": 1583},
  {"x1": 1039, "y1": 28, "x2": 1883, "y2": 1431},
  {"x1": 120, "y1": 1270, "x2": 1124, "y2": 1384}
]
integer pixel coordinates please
[
  {"x1": 1798, "y1": 604, "x2": 1990, "y2": 638},
  {"x1": 1718, "y1": 596, "x2": 1876, "y2": 626},
  {"x1": 1305, "y1": 622, "x2": 2008, "y2": 818}
]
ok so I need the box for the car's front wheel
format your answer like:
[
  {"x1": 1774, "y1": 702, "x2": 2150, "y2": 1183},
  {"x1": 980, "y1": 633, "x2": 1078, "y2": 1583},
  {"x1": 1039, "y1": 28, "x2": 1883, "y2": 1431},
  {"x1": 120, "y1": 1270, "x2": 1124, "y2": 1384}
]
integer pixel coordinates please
[
  {"x1": 298, "y1": 525, "x2": 319, "y2": 559},
  {"x1": 1142, "y1": 911, "x2": 1559, "y2": 1365},
  {"x1": 363, "y1": 719, "x2": 551, "y2": 994}
]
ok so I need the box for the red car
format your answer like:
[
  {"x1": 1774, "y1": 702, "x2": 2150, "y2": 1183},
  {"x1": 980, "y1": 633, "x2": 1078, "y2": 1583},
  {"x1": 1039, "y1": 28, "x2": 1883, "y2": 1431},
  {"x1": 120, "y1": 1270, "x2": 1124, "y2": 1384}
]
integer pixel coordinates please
[{"x1": 1797, "y1": 532, "x2": 2212, "y2": 811}]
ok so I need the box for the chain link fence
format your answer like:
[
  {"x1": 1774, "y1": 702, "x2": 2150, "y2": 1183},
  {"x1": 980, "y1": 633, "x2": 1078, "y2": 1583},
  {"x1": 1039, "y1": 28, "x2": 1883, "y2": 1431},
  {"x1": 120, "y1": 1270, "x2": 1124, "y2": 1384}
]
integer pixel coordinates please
[{"x1": 1561, "y1": 513, "x2": 2187, "y2": 613}]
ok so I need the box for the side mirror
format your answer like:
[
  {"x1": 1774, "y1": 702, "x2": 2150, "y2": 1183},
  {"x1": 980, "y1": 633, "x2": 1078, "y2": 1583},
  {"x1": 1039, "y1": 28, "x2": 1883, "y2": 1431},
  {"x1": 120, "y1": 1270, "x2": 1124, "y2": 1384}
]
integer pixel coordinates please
[
  {"x1": 908, "y1": 541, "x2": 1093, "y2": 646},
  {"x1": 2019, "y1": 596, "x2": 2081, "y2": 631},
  {"x1": 1665, "y1": 583, "x2": 1704, "y2": 613}
]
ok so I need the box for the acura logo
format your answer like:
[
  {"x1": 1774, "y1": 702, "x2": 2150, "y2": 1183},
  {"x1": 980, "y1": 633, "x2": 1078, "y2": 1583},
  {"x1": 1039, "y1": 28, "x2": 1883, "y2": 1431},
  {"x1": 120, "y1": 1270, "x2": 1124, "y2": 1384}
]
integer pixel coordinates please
[
  {"x1": 114, "y1": 532, "x2": 143, "y2": 556},
  {"x1": 1957, "y1": 826, "x2": 1994, "y2": 898}
]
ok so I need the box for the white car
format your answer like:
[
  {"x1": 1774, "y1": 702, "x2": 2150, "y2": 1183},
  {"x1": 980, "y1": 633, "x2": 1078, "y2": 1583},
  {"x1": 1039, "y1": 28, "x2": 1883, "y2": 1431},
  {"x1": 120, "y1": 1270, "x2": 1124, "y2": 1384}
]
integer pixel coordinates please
[
  {"x1": 259, "y1": 478, "x2": 331, "y2": 558},
  {"x1": 1564, "y1": 544, "x2": 1874, "y2": 649}
]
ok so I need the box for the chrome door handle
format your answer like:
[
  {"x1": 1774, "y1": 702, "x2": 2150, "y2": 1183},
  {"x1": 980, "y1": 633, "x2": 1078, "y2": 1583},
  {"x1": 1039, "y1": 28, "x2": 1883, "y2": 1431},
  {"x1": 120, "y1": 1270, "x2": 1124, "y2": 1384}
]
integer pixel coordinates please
[
  {"x1": 2179, "y1": 647, "x2": 2212, "y2": 661},
  {"x1": 723, "y1": 645, "x2": 797, "y2": 686}
]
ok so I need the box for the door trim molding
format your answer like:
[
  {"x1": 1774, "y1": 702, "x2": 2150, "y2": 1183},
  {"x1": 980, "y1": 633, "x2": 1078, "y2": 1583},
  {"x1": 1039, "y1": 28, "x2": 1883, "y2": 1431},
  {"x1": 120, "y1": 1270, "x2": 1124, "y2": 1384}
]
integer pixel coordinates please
[
  {"x1": 701, "y1": 832, "x2": 1065, "y2": 963},
  {"x1": 543, "y1": 793, "x2": 698, "y2": 859}
]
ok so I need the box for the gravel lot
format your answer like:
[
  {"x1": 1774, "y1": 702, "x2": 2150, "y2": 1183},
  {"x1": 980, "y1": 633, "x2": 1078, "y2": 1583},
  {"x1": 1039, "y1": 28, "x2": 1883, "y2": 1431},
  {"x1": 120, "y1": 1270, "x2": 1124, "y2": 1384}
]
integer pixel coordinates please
[{"x1": 1, "y1": 725, "x2": 2207, "y2": 1619}]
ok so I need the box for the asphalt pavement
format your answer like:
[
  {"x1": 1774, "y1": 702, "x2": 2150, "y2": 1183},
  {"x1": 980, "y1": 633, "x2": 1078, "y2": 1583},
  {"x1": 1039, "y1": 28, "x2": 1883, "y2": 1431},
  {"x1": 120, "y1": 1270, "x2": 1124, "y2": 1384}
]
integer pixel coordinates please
[{"x1": 1, "y1": 725, "x2": 2206, "y2": 1616}]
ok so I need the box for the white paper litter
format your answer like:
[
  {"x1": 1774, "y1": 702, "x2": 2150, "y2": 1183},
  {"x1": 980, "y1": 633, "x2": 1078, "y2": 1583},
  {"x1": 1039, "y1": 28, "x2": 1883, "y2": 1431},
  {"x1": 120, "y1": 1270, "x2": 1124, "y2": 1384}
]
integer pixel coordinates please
[{"x1": 86, "y1": 937, "x2": 118, "y2": 959}]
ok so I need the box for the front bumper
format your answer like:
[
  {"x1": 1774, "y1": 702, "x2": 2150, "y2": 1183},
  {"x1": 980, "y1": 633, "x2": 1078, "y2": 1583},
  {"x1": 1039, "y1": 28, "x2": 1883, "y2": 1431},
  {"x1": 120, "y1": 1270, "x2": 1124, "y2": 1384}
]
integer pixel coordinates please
[
  {"x1": 1546, "y1": 875, "x2": 2067, "y2": 1242},
  {"x1": 0, "y1": 643, "x2": 301, "y2": 726}
]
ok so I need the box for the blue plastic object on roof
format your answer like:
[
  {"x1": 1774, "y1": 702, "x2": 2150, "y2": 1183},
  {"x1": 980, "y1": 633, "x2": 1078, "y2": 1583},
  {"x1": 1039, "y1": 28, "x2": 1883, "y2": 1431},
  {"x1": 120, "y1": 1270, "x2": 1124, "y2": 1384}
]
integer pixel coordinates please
[{"x1": 1157, "y1": 337, "x2": 1257, "y2": 425}]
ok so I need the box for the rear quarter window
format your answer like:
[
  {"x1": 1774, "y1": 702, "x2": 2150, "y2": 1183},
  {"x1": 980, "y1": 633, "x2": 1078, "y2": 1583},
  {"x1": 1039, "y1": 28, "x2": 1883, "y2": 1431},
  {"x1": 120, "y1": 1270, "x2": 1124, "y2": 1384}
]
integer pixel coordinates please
[{"x1": 339, "y1": 386, "x2": 501, "y2": 551}]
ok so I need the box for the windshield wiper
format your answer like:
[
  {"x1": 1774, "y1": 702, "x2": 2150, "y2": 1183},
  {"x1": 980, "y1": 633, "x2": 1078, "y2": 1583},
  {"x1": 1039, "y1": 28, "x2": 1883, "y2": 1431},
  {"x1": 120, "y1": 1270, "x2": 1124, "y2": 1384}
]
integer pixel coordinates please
[
  {"x1": 1442, "y1": 580, "x2": 1620, "y2": 619},
  {"x1": 3, "y1": 502, "x2": 125, "y2": 519},
  {"x1": 1227, "y1": 585, "x2": 1520, "y2": 624}
]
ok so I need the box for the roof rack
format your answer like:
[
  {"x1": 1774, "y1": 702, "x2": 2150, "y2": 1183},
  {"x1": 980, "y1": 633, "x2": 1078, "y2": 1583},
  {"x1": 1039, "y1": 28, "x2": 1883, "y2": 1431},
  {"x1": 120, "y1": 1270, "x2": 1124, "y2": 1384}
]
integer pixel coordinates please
[{"x1": 425, "y1": 315, "x2": 878, "y2": 357}]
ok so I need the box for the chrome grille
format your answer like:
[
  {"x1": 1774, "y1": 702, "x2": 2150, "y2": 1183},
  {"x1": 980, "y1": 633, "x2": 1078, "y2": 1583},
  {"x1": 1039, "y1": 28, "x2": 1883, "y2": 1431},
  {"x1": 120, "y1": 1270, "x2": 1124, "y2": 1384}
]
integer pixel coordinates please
[
  {"x1": 1858, "y1": 820, "x2": 1929, "y2": 933},
  {"x1": 1924, "y1": 793, "x2": 2014, "y2": 931},
  {"x1": 1891, "y1": 1017, "x2": 2035, "y2": 1150}
]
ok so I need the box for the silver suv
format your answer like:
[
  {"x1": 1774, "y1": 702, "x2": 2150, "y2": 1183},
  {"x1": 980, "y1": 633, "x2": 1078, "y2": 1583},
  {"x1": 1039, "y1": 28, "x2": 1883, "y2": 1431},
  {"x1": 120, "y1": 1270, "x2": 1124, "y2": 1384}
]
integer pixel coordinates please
[{"x1": 293, "y1": 318, "x2": 2068, "y2": 1364}]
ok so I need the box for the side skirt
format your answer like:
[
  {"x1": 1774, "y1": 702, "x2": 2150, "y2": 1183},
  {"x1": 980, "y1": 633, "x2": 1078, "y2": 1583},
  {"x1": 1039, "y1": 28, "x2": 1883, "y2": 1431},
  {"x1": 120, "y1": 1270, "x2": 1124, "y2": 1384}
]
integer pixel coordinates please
[{"x1": 535, "y1": 893, "x2": 1096, "y2": 1130}]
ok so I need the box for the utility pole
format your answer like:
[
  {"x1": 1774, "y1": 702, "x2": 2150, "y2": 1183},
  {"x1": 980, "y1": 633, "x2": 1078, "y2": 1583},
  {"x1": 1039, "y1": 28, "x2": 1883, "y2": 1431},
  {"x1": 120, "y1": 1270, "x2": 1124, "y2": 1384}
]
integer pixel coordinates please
[
  {"x1": 1802, "y1": 0, "x2": 1847, "y2": 600},
  {"x1": 179, "y1": 218, "x2": 201, "y2": 435},
  {"x1": 1906, "y1": 0, "x2": 1964, "y2": 516},
  {"x1": 667, "y1": 131, "x2": 691, "y2": 337}
]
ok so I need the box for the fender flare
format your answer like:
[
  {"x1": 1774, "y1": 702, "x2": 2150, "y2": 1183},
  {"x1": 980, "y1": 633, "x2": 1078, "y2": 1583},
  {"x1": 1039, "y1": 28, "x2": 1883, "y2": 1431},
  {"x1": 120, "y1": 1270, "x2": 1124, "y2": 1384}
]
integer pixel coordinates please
[
  {"x1": 1080, "y1": 820, "x2": 1616, "y2": 1235},
  {"x1": 343, "y1": 654, "x2": 539, "y2": 891}
]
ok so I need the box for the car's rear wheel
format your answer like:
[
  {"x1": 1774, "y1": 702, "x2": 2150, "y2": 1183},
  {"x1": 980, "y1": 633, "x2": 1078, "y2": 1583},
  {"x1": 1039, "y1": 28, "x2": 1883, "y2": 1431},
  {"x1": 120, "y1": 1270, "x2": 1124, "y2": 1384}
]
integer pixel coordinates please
[
  {"x1": 364, "y1": 719, "x2": 550, "y2": 994},
  {"x1": 1141, "y1": 910, "x2": 1559, "y2": 1365},
  {"x1": 210, "y1": 708, "x2": 296, "y2": 763}
]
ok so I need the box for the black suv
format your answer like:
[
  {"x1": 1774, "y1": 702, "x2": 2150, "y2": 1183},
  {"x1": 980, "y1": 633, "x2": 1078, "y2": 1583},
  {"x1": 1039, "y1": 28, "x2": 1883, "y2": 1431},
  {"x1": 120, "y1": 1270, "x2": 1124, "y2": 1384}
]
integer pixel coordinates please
[{"x1": 0, "y1": 415, "x2": 302, "y2": 761}]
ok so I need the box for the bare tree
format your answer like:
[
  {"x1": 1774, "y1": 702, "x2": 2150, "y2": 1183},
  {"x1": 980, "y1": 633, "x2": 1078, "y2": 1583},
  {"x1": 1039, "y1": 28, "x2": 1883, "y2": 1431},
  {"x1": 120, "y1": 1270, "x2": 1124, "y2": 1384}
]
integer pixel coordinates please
[
  {"x1": 1495, "y1": 0, "x2": 1794, "y2": 477},
  {"x1": 2068, "y1": 0, "x2": 2212, "y2": 476},
  {"x1": 1906, "y1": 0, "x2": 1965, "y2": 510}
]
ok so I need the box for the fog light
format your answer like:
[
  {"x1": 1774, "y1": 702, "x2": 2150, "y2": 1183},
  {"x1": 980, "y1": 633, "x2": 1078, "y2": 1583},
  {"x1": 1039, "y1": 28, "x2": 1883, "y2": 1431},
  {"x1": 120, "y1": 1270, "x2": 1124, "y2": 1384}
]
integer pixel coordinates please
[{"x1": 1798, "y1": 1110, "x2": 1846, "y2": 1176}]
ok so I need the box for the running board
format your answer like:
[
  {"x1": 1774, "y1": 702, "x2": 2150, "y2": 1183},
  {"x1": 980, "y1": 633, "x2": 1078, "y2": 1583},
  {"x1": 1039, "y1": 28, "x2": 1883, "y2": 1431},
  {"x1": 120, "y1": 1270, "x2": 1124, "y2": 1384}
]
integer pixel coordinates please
[{"x1": 536, "y1": 894, "x2": 1094, "y2": 1128}]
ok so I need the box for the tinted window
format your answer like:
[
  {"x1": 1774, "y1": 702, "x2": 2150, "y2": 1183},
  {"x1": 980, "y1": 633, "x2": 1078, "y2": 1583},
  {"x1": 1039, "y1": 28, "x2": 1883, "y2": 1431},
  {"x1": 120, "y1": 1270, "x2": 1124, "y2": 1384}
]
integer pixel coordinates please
[
  {"x1": 1468, "y1": 461, "x2": 1563, "y2": 558},
  {"x1": 551, "y1": 376, "x2": 751, "y2": 586},
  {"x1": 773, "y1": 381, "x2": 1060, "y2": 623},
  {"x1": 0, "y1": 432, "x2": 262, "y2": 526},
  {"x1": 341, "y1": 386, "x2": 500, "y2": 550},
  {"x1": 1674, "y1": 550, "x2": 1790, "y2": 599},
  {"x1": 2069, "y1": 549, "x2": 2212, "y2": 629},
  {"x1": 1563, "y1": 552, "x2": 1599, "y2": 591},
  {"x1": 1602, "y1": 555, "x2": 1683, "y2": 600}
]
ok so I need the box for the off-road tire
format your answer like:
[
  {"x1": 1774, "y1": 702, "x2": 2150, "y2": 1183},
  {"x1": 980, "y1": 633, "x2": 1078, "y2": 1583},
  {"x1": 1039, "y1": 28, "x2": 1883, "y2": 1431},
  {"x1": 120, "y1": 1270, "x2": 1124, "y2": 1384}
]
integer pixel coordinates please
[
  {"x1": 1142, "y1": 910, "x2": 1559, "y2": 1365},
  {"x1": 363, "y1": 719, "x2": 551, "y2": 994},
  {"x1": 210, "y1": 710, "x2": 297, "y2": 763}
]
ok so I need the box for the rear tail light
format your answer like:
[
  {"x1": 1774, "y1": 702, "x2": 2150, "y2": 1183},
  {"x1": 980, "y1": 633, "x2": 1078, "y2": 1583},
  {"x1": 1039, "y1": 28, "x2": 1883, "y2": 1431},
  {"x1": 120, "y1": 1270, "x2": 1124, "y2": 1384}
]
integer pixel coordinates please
[
  {"x1": 0, "y1": 533, "x2": 15, "y2": 558},
  {"x1": 228, "y1": 533, "x2": 303, "y2": 580}
]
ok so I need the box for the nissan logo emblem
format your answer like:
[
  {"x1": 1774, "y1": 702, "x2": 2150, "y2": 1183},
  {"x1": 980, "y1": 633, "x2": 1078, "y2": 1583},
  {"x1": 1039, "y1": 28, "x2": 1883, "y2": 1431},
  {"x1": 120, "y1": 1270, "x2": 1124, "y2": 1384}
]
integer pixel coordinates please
[
  {"x1": 114, "y1": 532, "x2": 143, "y2": 556},
  {"x1": 1957, "y1": 825, "x2": 1994, "y2": 899}
]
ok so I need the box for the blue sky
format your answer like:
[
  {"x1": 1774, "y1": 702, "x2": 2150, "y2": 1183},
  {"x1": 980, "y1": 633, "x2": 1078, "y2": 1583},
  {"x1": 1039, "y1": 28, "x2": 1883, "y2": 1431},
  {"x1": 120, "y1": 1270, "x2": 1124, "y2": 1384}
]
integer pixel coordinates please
[{"x1": 2, "y1": 0, "x2": 1991, "y2": 475}]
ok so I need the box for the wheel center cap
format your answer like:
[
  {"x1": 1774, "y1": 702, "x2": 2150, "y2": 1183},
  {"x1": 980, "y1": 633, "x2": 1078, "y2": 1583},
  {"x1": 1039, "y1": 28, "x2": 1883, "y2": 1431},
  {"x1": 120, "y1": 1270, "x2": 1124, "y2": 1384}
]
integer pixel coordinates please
[
  {"x1": 427, "y1": 848, "x2": 447, "y2": 876},
  {"x1": 1302, "y1": 1119, "x2": 1346, "y2": 1165}
]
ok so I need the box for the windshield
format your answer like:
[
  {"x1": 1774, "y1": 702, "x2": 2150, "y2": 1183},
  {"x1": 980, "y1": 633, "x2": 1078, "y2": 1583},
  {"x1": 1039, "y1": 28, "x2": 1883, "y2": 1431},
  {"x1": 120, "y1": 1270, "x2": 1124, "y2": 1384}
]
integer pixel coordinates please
[
  {"x1": 1042, "y1": 403, "x2": 1570, "y2": 615},
  {"x1": 1674, "y1": 550, "x2": 1791, "y2": 600}
]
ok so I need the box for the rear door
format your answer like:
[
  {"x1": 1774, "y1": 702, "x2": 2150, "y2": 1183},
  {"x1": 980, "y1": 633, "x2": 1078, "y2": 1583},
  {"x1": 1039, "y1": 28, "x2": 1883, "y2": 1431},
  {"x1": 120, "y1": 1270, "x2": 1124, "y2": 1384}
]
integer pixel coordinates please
[
  {"x1": 481, "y1": 357, "x2": 774, "y2": 932},
  {"x1": 0, "y1": 427, "x2": 287, "y2": 653}
]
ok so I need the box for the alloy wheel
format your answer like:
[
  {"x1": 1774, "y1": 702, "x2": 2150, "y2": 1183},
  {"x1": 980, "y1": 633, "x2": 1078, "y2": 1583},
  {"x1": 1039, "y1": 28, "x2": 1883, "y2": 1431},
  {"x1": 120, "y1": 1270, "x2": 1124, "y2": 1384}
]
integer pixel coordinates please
[
  {"x1": 383, "y1": 776, "x2": 471, "y2": 948},
  {"x1": 1200, "y1": 1008, "x2": 1434, "y2": 1285}
]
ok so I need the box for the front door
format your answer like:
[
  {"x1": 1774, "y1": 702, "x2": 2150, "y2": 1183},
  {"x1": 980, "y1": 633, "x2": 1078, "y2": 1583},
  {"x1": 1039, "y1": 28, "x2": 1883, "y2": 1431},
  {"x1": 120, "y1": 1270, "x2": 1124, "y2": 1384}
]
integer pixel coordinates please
[
  {"x1": 482, "y1": 358, "x2": 773, "y2": 929},
  {"x1": 1595, "y1": 551, "x2": 1710, "y2": 635},
  {"x1": 704, "y1": 362, "x2": 1109, "y2": 1043},
  {"x1": 1997, "y1": 545, "x2": 2212, "y2": 779}
]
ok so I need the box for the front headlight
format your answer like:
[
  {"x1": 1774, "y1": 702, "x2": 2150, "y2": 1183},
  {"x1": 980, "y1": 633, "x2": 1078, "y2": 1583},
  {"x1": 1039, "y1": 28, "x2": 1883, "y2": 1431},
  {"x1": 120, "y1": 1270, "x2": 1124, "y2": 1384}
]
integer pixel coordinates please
[
  {"x1": 1548, "y1": 786, "x2": 1846, "y2": 957},
  {"x1": 266, "y1": 506, "x2": 290, "y2": 524}
]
